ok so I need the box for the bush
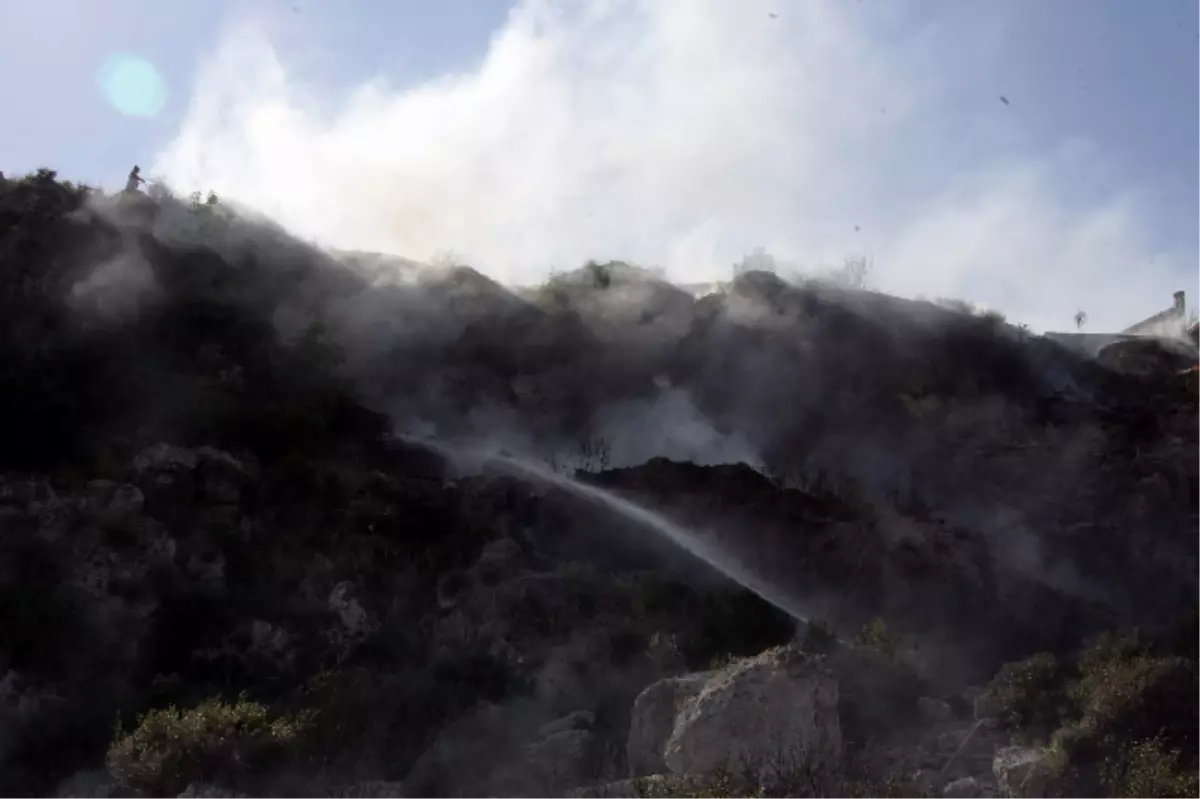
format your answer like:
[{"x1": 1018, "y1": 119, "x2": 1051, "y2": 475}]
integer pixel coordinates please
[
  {"x1": 1100, "y1": 737, "x2": 1200, "y2": 798},
  {"x1": 1069, "y1": 630, "x2": 1196, "y2": 750},
  {"x1": 854, "y1": 617, "x2": 897, "y2": 657},
  {"x1": 105, "y1": 697, "x2": 310, "y2": 796},
  {"x1": 988, "y1": 629, "x2": 1198, "y2": 796},
  {"x1": 980, "y1": 651, "x2": 1070, "y2": 741}
]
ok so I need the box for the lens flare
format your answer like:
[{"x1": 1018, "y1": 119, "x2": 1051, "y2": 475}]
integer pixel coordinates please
[{"x1": 97, "y1": 53, "x2": 169, "y2": 118}]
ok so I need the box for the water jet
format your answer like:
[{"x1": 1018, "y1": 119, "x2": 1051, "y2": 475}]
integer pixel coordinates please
[{"x1": 401, "y1": 435, "x2": 812, "y2": 625}]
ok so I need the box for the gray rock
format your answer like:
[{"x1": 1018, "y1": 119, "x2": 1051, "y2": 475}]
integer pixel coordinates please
[
  {"x1": 627, "y1": 672, "x2": 713, "y2": 777},
  {"x1": 662, "y1": 646, "x2": 841, "y2": 790}
]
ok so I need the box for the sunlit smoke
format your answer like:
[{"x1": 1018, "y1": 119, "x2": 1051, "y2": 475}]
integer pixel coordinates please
[{"x1": 153, "y1": 0, "x2": 1192, "y2": 332}]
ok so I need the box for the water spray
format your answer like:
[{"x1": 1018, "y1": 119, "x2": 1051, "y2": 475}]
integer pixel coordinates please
[{"x1": 401, "y1": 435, "x2": 812, "y2": 625}]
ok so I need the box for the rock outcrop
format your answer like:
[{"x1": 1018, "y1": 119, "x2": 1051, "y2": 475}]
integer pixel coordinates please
[
  {"x1": 627, "y1": 672, "x2": 713, "y2": 778},
  {"x1": 628, "y1": 646, "x2": 841, "y2": 790}
]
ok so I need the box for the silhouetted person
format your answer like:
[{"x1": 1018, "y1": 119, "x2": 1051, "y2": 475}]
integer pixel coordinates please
[{"x1": 125, "y1": 165, "x2": 146, "y2": 193}]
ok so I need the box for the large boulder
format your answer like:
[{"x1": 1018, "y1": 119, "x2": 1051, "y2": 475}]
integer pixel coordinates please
[
  {"x1": 629, "y1": 646, "x2": 841, "y2": 790},
  {"x1": 627, "y1": 672, "x2": 712, "y2": 777}
]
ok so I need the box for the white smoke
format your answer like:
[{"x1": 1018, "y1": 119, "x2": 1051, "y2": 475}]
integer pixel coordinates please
[
  {"x1": 154, "y1": 0, "x2": 1191, "y2": 333},
  {"x1": 591, "y1": 389, "x2": 764, "y2": 470},
  {"x1": 69, "y1": 247, "x2": 157, "y2": 320}
]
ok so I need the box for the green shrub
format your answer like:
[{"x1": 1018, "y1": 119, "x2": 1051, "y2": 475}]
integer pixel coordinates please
[
  {"x1": 855, "y1": 617, "x2": 897, "y2": 658},
  {"x1": 990, "y1": 629, "x2": 1199, "y2": 797},
  {"x1": 1071, "y1": 631, "x2": 1196, "y2": 748},
  {"x1": 1101, "y1": 737, "x2": 1200, "y2": 798},
  {"x1": 105, "y1": 697, "x2": 310, "y2": 796},
  {"x1": 980, "y1": 651, "x2": 1070, "y2": 741}
]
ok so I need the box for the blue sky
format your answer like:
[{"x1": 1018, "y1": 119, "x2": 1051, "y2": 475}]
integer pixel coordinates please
[
  {"x1": 0, "y1": 0, "x2": 511, "y2": 187},
  {"x1": 1, "y1": 0, "x2": 1196, "y2": 332}
]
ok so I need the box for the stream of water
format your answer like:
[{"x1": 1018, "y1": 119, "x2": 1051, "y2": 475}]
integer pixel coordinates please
[{"x1": 402, "y1": 436, "x2": 811, "y2": 624}]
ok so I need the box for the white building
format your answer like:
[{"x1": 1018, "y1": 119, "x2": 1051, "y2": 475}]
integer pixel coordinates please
[{"x1": 1044, "y1": 291, "x2": 1193, "y2": 358}]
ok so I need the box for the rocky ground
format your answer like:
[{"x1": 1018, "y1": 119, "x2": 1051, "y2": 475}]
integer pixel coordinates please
[{"x1": 0, "y1": 171, "x2": 1196, "y2": 797}]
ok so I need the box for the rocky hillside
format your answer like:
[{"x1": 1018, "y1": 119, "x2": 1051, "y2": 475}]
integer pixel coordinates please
[{"x1": 0, "y1": 170, "x2": 1195, "y2": 797}]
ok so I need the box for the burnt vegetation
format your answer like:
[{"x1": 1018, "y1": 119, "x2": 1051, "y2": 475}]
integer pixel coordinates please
[{"x1": 0, "y1": 170, "x2": 1195, "y2": 797}]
